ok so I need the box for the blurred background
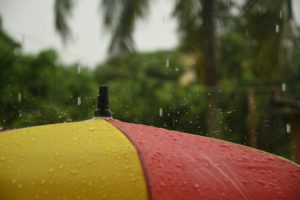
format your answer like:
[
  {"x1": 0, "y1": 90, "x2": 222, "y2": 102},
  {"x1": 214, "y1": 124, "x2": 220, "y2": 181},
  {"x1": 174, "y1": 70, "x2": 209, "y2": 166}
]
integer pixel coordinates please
[{"x1": 0, "y1": 0, "x2": 300, "y2": 163}]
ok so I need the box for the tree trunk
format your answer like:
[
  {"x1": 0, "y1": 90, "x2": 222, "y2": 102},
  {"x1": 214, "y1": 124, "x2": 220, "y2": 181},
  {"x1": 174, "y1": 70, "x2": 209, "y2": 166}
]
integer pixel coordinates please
[
  {"x1": 247, "y1": 88, "x2": 257, "y2": 147},
  {"x1": 202, "y1": 0, "x2": 217, "y2": 87},
  {"x1": 202, "y1": 0, "x2": 220, "y2": 137},
  {"x1": 291, "y1": 115, "x2": 300, "y2": 164}
]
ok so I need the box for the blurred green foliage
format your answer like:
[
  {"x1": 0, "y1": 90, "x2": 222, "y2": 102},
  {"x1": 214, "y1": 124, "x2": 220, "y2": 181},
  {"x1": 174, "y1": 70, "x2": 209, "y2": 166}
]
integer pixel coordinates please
[{"x1": 0, "y1": 29, "x2": 97, "y2": 128}]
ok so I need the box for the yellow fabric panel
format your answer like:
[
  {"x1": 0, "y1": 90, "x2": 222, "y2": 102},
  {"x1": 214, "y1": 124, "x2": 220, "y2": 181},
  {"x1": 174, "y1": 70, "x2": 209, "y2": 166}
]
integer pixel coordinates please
[{"x1": 0, "y1": 119, "x2": 148, "y2": 200}]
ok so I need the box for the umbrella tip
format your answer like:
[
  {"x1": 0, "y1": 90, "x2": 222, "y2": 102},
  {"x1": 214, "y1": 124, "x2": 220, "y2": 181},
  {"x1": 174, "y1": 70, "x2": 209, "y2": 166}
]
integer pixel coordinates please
[{"x1": 94, "y1": 86, "x2": 113, "y2": 118}]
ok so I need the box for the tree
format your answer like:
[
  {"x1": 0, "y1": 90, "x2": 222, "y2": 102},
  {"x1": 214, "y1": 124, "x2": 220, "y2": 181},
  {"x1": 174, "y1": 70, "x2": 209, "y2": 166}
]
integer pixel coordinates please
[
  {"x1": 243, "y1": 0, "x2": 295, "y2": 80},
  {"x1": 54, "y1": 0, "x2": 234, "y2": 136}
]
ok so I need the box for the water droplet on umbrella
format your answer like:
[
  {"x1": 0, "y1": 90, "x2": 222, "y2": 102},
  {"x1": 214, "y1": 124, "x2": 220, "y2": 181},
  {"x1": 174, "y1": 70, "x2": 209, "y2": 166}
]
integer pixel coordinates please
[
  {"x1": 267, "y1": 157, "x2": 275, "y2": 161},
  {"x1": 48, "y1": 168, "x2": 55, "y2": 173},
  {"x1": 258, "y1": 180, "x2": 265, "y2": 186},
  {"x1": 70, "y1": 169, "x2": 78, "y2": 175},
  {"x1": 89, "y1": 126, "x2": 95, "y2": 131},
  {"x1": 130, "y1": 177, "x2": 137, "y2": 182},
  {"x1": 88, "y1": 181, "x2": 93, "y2": 186}
]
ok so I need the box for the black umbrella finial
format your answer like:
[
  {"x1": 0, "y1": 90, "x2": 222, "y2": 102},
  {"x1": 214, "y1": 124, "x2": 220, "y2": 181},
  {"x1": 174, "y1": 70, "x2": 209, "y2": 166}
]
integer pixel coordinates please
[{"x1": 94, "y1": 86, "x2": 113, "y2": 118}]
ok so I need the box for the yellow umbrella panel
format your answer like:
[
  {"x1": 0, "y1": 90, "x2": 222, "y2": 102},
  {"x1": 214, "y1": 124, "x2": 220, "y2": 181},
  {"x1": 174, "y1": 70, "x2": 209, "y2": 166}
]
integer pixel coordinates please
[{"x1": 0, "y1": 119, "x2": 148, "y2": 200}]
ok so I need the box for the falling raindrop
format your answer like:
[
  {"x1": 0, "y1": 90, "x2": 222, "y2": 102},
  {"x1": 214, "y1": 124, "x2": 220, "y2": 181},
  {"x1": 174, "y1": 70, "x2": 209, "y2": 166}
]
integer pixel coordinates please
[
  {"x1": 279, "y1": 10, "x2": 282, "y2": 19},
  {"x1": 77, "y1": 65, "x2": 81, "y2": 74},
  {"x1": 286, "y1": 124, "x2": 291, "y2": 133},
  {"x1": 77, "y1": 96, "x2": 81, "y2": 106},
  {"x1": 159, "y1": 108, "x2": 163, "y2": 117},
  {"x1": 281, "y1": 83, "x2": 286, "y2": 92},
  {"x1": 275, "y1": 24, "x2": 280, "y2": 33},
  {"x1": 18, "y1": 93, "x2": 22, "y2": 102},
  {"x1": 166, "y1": 58, "x2": 170, "y2": 68}
]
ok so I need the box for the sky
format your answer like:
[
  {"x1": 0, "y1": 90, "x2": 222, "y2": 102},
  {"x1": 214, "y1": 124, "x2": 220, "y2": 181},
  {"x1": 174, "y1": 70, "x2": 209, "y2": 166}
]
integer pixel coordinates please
[
  {"x1": 0, "y1": 0, "x2": 178, "y2": 67},
  {"x1": 0, "y1": 0, "x2": 299, "y2": 68}
]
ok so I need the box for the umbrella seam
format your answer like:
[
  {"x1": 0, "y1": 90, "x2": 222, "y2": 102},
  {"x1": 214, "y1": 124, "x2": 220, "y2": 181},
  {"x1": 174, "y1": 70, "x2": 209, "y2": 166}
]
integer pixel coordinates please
[{"x1": 106, "y1": 119, "x2": 153, "y2": 200}]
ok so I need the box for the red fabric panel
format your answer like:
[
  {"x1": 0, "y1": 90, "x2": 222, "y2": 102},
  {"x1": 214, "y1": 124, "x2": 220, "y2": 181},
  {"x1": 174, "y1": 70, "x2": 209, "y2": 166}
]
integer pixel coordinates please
[{"x1": 109, "y1": 120, "x2": 300, "y2": 200}]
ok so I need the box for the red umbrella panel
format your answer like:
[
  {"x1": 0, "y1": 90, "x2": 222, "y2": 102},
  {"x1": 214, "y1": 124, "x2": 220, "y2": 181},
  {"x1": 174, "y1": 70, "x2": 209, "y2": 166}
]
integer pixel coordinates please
[{"x1": 110, "y1": 119, "x2": 300, "y2": 200}]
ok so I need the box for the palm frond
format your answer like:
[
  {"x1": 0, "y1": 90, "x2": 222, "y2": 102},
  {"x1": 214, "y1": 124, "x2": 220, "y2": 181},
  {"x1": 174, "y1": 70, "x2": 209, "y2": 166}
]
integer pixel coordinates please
[
  {"x1": 54, "y1": 0, "x2": 75, "y2": 44},
  {"x1": 100, "y1": 0, "x2": 149, "y2": 55},
  {"x1": 172, "y1": 0, "x2": 202, "y2": 51}
]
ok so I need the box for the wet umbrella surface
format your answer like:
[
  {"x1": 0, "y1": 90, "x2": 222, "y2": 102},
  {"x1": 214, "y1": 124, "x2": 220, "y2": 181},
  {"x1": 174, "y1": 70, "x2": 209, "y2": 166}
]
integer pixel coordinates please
[
  {"x1": 0, "y1": 118, "x2": 300, "y2": 200},
  {"x1": 1, "y1": 87, "x2": 300, "y2": 200}
]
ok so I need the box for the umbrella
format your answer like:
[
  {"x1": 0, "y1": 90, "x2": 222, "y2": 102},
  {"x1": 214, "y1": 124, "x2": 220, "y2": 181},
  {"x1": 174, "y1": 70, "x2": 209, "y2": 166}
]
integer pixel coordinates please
[{"x1": 0, "y1": 87, "x2": 300, "y2": 200}]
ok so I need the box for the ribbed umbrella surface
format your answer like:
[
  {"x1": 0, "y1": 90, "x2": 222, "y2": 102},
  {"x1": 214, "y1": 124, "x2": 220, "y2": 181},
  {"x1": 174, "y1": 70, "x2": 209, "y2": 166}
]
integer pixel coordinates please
[{"x1": 0, "y1": 118, "x2": 299, "y2": 200}]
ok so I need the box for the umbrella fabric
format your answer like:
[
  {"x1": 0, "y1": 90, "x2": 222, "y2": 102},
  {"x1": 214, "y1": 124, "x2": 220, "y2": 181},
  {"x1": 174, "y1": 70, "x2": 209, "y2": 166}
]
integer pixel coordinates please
[
  {"x1": 110, "y1": 120, "x2": 300, "y2": 200},
  {"x1": 0, "y1": 119, "x2": 148, "y2": 200},
  {"x1": 0, "y1": 118, "x2": 300, "y2": 200}
]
